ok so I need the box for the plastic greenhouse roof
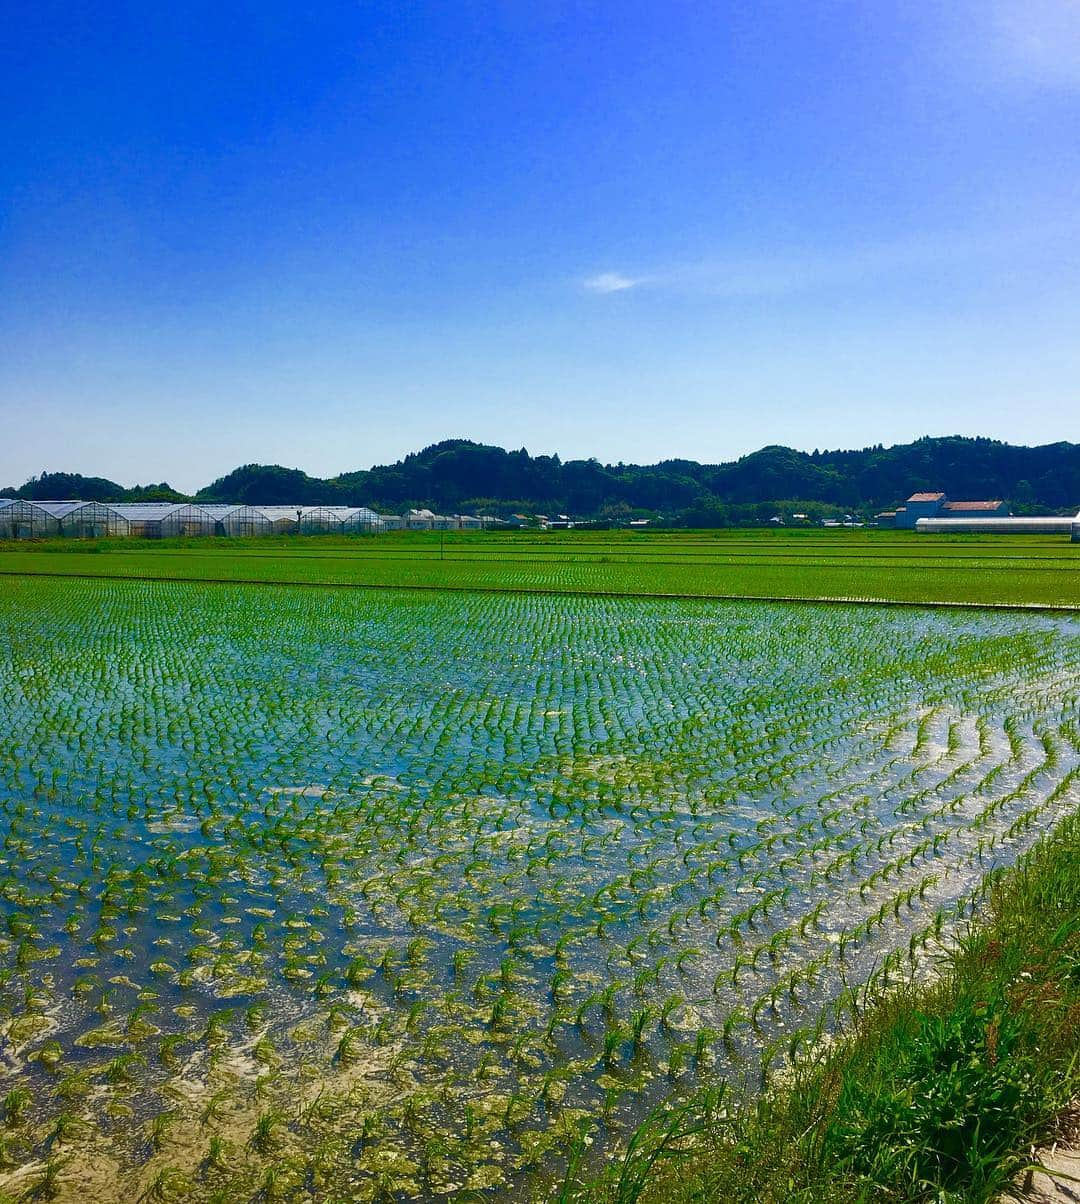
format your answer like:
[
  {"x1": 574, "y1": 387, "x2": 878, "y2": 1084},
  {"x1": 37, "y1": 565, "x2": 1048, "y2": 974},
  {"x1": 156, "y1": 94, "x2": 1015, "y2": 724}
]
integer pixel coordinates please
[
  {"x1": 33, "y1": 501, "x2": 94, "y2": 518},
  {"x1": 251, "y1": 506, "x2": 306, "y2": 518},
  {"x1": 109, "y1": 503, "x2": 213, "y2": 520},
  {"x1": 198, "y1": 504, "x2": 244, "y2": 518}
]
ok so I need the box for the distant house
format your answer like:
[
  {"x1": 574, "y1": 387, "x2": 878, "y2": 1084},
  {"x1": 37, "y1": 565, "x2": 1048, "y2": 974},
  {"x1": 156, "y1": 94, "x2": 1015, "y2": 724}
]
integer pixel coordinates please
[{"x1": 892, "y1": 492, "x2": 1008, "y2": 529}]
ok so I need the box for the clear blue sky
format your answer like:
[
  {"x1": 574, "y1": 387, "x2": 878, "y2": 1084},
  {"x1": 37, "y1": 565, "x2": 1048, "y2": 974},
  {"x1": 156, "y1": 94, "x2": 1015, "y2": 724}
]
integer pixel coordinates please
[{"x1": 2, "y1": 1, "x2": 1078, "y2": 492}]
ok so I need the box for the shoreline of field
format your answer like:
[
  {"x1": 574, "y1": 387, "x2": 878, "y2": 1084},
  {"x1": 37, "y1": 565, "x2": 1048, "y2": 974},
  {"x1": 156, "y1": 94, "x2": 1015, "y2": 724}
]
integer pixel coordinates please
[{"x1": 572, "y1": 800, "x2": 1080, "y2": 1204}]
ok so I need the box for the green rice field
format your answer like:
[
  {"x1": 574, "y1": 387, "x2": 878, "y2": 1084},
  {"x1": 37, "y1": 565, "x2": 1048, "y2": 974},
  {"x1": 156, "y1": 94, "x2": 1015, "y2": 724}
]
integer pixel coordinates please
[
  {"x1": 0, "y1": 563, "x2": 1077, "y2": 1201},
  {"x1": 0, "y1": 528, "x2": 1078, "y2": 608}
]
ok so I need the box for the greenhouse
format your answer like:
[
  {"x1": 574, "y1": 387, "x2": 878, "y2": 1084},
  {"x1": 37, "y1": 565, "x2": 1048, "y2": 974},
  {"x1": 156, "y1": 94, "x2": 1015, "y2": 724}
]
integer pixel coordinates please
[
  {"x1": 297, "y1": 506, "x2": 347, "y2": 534},
  {"x1": 0, "y1": 499, "x2": 63, "y2": 539},
  {"x1": 0, "y1": 497, "x2": 492, "y2": 539},
  {"x1": 339, "y1": 506, "x2": 385, "y2": 533},
  {"x1": 199, "y1": 504, "x2": 274, "y2": 537},
  {"x1": 110, "y1": 502, "x2": 218, "y2": 539},
  {"x1": 47, "y1": 501, "x2": 131, "y2": 538},
  {"x1": 252, "y1": 506, "x2": 303, "y2": 534}
]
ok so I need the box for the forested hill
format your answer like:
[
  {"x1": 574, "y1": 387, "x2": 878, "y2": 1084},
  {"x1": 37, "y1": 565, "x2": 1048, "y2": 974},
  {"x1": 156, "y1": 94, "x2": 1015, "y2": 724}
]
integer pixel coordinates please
[{"x1": 5, "y1": 436, "x2": 1079, "y2": 522}]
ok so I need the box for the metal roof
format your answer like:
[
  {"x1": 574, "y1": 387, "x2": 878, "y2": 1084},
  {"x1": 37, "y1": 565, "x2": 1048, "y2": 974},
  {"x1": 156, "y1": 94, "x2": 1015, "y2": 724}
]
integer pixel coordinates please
[
  {"x1": 916, "y1": 516, "x2": 1074, "y2": 533},
  {"x1": 907, "y1": 492, "x2": 946, "y2": 502},
  {"x1": 941, "y1": 500, "x2": 1004, "y2": 511}
]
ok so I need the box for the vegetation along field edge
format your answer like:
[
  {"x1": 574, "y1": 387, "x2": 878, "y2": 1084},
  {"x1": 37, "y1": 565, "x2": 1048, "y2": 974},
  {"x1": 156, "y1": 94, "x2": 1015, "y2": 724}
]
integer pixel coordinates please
[{"x1": 571, "y1": 794, "x2": 1080, "y2": 1204}]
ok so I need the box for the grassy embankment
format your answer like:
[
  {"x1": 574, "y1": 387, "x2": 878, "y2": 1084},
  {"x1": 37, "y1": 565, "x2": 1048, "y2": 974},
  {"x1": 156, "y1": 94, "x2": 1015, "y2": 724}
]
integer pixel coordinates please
[
  {"x1": 0, "y1": 528, "x2": 1078, "y2": 608},
  {"x1": 571, "y1": 799, "x2": 1080, "y2": 1204}
]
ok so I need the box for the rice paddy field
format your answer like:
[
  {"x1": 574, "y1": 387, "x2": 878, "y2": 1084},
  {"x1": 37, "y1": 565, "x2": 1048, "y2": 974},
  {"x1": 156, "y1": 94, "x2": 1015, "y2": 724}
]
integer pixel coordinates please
[
  {"x1": 0, "y1": 548, "x2": 1077, "y2": 1201},
  {"x1": 0, "y1": 528, "x2": 1078, "y2": 608}
]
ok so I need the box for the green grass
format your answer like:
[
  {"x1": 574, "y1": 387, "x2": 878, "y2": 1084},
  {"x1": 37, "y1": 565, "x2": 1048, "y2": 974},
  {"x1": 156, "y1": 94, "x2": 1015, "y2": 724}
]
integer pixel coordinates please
[
  {"x1": 0, "y1": 528, "x2": 1077, "y2": 608},
  {"x1": 575, "y1": 804, "x2": 1080, "y2": 1204}
]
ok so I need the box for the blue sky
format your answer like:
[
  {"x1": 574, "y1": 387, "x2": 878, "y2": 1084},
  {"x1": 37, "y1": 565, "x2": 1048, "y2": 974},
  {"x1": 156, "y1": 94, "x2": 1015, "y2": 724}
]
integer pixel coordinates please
[{"x1": 2, "y1": 1, "x2": 1078, "y2": 491}]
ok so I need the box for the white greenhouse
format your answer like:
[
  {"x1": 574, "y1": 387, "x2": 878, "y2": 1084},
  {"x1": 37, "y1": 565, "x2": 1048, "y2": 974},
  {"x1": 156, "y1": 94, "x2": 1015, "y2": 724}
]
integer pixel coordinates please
[
  {"x1": 49, "y1": 501, "x2": 131, "y2": 538},
  {"x1": 0, "y1": 500, "x2": 63, "y2": 538},
  {"x1": 199, "y1": 504, "x2": 275, "y2": 537},
  {"x1": 109, "y1": 503, "x2": 218, "y2": 539}
]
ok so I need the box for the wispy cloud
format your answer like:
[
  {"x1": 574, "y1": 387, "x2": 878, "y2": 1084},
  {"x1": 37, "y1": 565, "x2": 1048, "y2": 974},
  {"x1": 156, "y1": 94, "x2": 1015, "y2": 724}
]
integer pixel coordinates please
[
  {"x1": 583, "y1": 272, "x2": 643, "y2": 294},
  {"x1": 577, "y1": 220, "x2": 1078, "y2": 301}
]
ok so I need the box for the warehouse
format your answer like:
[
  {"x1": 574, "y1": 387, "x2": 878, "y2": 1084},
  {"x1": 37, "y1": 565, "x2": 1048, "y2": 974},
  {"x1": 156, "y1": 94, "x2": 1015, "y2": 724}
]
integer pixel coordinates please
[{"x1": 893, "y1": 492, "x2": 1009, "y2": 529}]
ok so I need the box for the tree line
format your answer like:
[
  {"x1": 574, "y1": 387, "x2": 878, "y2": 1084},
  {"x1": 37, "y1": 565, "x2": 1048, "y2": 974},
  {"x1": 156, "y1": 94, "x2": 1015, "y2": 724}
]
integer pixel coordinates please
[{"x1": 5, "y1": 435, "x2": 1078, "y2": 524}]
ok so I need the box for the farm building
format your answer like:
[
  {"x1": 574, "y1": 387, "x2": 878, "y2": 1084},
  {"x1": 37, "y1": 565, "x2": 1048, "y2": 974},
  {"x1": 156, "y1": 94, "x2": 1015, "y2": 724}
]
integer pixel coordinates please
[
  {"x1": 893, "y1": 493, "x2": 1009, "y2": 529},
  {"x1": 198, "y1": 504, "x2": 274, "y2": 537},
  {"x1": 0, "y1": 497, "x2": 490, "y2": 539},
  {"x1": 917, "y1": 515, "x2": 1077, "y2": 535},
  {"x1": 109, "y1": 503, "x2": 217, "y2": 539},
  {"x1": 298, "y1": 506, "x2": 348, "y2": 534},
  {"x1": 332, "y1": 507, "x2": 385, "y2": 533},
  {"x1": 250, "y1": 506, "x2": 303, "y2": 534},
  {"x1": 49, "y1": 501, "x2": 131, "y2": 537},
  {"x1": 0, "y1": 499, "x2": 63, "y2": 538},
  {"x1": 346, "y1": 507, "x2": 385, "y2": 533}
]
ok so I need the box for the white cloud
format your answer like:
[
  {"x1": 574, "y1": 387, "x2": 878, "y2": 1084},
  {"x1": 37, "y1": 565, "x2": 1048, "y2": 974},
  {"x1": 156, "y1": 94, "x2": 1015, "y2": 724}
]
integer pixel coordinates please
[
  {"x1": 583, "y1": 272, "x2": 642, "y2": 294},
  {"x1": 577, "y1": 220, "x2": 1079, "y2": 302}
]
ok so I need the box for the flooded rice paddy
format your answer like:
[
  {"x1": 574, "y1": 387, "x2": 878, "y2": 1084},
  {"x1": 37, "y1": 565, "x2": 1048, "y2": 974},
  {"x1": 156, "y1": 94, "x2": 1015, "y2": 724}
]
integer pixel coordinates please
[{"x1": 0, "y1": 576, "x2": 1077, "y2": 1200}]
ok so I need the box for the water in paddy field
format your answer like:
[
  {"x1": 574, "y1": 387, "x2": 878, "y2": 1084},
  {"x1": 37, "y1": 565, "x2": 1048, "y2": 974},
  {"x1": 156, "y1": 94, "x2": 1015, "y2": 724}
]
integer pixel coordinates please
[{"x1": 0, "y1": 577, "x2": 1077, "y2": 1201}]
